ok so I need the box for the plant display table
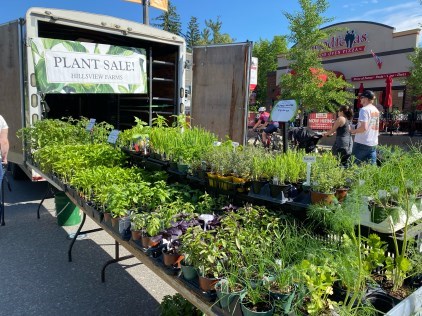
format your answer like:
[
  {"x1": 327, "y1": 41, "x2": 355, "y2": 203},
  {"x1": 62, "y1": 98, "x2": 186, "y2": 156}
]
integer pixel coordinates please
[
  {"x1": 62, "y1": 184, "x2": 227, "y2": 316},
  {"x1": 22, "y1": 117, "x2": 421, "y2": 316}
]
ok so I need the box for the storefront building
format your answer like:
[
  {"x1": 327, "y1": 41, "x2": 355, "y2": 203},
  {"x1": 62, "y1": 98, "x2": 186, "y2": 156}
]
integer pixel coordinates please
[{"x1": 276, "y1": 21, "x2": 420, "y2": 114}]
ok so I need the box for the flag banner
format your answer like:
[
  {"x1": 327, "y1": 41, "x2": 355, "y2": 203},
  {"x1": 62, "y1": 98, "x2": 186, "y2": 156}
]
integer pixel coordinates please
[
  {"x1": 370, "y1": 50, "x2": 383, "y2": 69},
  {"x1": 30, "y1": 37, "x2": 147, "y2": 94},
  {"x1": 151, "y1": 0, "x2": 168, "y2": 11},
  {"x1": 249, "y1": 57, "x2": 258, "y2": 91},
  {"x1": 124, "y1": 0, "x2": 168, "y2": 11}
]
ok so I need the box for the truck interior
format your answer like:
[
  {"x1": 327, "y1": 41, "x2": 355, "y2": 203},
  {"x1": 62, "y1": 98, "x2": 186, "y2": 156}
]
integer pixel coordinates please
[{"x1": 37, "y1": 21, "x2": 180, "y2": 129}]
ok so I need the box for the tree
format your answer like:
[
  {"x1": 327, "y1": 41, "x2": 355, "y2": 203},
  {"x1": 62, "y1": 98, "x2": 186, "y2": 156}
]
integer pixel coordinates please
[
  {"x1": 199, "y1": 28, "x2": 211, "y2": 45},
  {"x1": 198, "y1": 17, "x2": 235, "y2": 45},
  {"x1": 252, "y1": 36, "x2": 288, "y2": 107},
  {"x1": 153, "y1": 0, "x2": 182, "y2": 36},
  {"x1": 279, "y1": 0, "x2": 353, "y2": 121},
  {"x1": 407, "y1": 47, "x2": 422, "y2": 108},
  {"x1": 185, "y1": 17, "x2": 201, "y2": 52}
]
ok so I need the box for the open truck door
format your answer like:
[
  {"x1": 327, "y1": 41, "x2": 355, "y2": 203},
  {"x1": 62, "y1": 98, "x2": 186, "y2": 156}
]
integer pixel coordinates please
[
  {"x1": 191, "y1": 42, "x2": 252, "y2": 145},
  {"x1": 0, "y1": 20, "x2": 38, "y2": 180}
]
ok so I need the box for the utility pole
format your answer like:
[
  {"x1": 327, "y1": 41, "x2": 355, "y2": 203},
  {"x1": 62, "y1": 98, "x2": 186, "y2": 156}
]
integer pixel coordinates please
[{"x1": 143, "y1": 0, "x2": 149, "y2": 25}]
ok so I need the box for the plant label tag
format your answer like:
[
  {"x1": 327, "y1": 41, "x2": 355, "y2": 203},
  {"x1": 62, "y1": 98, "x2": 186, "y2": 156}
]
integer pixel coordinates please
[
  {"x1": 107, "y1": 129, "x2": 120, "y2": 144},
  {"x1": 303, "y1": 156, "x2": 316, "y2": 185},
  {"x1": 86, "y1": 118, "x2": 96, "y2": 131},
  {"x1": 303, "y1": 156, "x2": 316, "y2": 163}
]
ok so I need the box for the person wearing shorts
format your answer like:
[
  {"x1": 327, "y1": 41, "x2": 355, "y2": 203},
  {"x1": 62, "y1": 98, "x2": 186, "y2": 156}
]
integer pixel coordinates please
[{"x1": 262, "y1": 120, "x2": 279, "y2": 146}]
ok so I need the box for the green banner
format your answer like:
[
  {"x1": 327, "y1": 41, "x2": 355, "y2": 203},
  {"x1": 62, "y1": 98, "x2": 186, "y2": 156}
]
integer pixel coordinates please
[{"x1": 31, "y1": 38, "x2": 147, "y2": 94}]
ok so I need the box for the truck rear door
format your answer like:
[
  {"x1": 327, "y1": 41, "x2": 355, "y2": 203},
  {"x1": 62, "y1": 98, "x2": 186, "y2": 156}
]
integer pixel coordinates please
[
  {"x1": 191, "y1": 42, "x2": 252, "y2": 145},
  {"x1": 0, "y1": 20, "x2": 25, "y2": 165}
]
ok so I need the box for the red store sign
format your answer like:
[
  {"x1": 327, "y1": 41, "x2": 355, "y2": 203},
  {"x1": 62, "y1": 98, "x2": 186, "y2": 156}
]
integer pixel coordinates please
[
  {"x1": 351, "y1": 72, "x2": 410, "y2": 81},
  {"x1": 319, "y1": 45, "x2": 365, "y2": 58},
  {"x1": 308, "y1": 113, "x2": 336, "y2": 130}
]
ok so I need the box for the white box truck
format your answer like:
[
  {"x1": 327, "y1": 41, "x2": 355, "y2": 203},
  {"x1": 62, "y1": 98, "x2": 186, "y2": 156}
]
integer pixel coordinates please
[{"x1": 0, "y1": 7, "x2": 252, "y2": 180}]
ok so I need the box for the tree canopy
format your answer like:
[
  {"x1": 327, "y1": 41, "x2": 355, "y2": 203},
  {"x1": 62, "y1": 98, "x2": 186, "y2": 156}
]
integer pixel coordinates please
[
  {"x1": 185, "y1": 17, "x2": 201, "y2": 52},
  {"x1": 279, "y1": 0, "x2": 354, "y2": 115},
  {"x1": 252, "y1": 36, "x2": 288, "y2": 108},
  {"x1": 198, "y1": 17, "x2": 235, "y2": 45},
  {"x1": 153, "y1": 0, "x2": 182, "y2": 36},
  {"x1": 407, "y1": 47, "x2": 422, "y2": 108},
  {"x1": 154, "y1": 4, "x2": 234, "y2": 47}
]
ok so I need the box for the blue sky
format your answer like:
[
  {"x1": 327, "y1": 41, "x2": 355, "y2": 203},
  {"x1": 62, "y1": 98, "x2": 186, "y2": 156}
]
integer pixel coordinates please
[{"x1": 1, "y1": 0, "x2": 421, "y2": 44}]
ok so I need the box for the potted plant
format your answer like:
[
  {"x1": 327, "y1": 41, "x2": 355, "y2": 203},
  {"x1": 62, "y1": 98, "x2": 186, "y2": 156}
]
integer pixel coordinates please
[
  {"x1": 310, "y1": 152, "x2": 345, "y2": 205},
  {"x1": 215, "y1": 266, "x2": 245, "y2": 311},
  {"x1": 267, "y1": 265, "x2": 297, "y2": 316},
  {"x1": 240, "y1": 280, "x2": 274, "y2": 316},
  {"x1": 250, "y1": 153, "x2": 272, "y2": 194},
  {"x1": 159, "y1": 214, "x2": 200, "y2": 267},
  {"x1": 297, "y1": 258, "x2": 337, "y2": 316},
  {"x1": 179, "y1": 226, "x2": 225, "y2": 292},
  {"x1": 267, "y1": 155, "x2": 291, "y2": 199},
  {"x1": 159, "y1": 293, "x2": 202, "y2": 316},
  {"x1": 369, "y1": 190, "x2": 401, "y2": 224},
  {"x1": 282, "y1": 149, "x2": 306, "y2": 188}
]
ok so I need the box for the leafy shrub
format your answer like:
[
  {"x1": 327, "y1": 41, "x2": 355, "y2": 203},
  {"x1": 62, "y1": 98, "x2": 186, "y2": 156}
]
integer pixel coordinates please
[{"x1": 160, "y1": 293, "x2": 202, "y2": 316}]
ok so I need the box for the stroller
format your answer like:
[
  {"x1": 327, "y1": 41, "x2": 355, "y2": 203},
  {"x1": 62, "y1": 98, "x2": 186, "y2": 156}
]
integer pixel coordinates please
[{"x1": 288, "y1": 127, "x2": 323, "y2": 153}]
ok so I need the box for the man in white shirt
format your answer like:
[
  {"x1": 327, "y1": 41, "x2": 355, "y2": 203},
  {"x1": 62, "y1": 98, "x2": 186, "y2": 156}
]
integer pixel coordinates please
[{"x1": 350, "y1": 90, "x2": 380, "y2": 165}]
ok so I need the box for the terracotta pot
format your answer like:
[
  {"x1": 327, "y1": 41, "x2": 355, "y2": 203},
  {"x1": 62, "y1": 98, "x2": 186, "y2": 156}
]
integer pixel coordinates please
[
  {"x1": 111, "y1": 217, "x2": 119, "y2": 227},
  {"x1": 141, "y1": 235, "x2": 160, "y2": 249},
  {"x1": 198, "y1": 274, "x2": 220, "y2": 292},
  {"x1": 131, "y1": 230, "x2": 142, "y2": 241},
  {"x1": 335, "y1": 187, "x2": 349, "y2": 203},
  {"x1": 310, "y1": 190, "x2": 335, "y2": 205},
  {"x1": 162, "y1": 249, "x2": 181, "y2": 267},
  {"x1": 103, "y1": 212, "x2": 111, "y2": 223}
]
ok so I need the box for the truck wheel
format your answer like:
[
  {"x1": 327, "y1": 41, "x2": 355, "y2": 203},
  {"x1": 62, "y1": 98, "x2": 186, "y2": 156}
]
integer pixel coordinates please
[{"x1": 10, "y1": 163, "x2": 27, "y2": 180}]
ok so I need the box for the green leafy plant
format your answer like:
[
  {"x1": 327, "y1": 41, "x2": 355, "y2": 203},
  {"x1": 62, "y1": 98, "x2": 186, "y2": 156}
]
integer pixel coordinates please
[
  {"x1": 159, "y1": 293, "x2": 202, "y2": 316},
  {"x1": 298, "y1": 258, "x2": 337, "y2": 316},
  {"x1": 311, "y1": 152, "x2": 345, "y2": 193}
]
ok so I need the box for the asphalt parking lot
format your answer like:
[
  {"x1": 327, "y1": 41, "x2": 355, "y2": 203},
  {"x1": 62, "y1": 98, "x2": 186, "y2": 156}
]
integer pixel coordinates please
[{"x1": 0, "y1": 174, "x2": 176, "y2": 316}]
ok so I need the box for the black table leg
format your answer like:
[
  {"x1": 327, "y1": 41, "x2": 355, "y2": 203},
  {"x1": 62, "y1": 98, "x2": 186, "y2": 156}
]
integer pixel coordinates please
[
  {"x1": 101, "y1": 240, "x2": 134, "y2": 282},
  {"x1": 37, "y1": 183, "x2": 55, "y2": 219},
  {"x1": 67, "y1": 212, "x2": 103, "y2": 262}
]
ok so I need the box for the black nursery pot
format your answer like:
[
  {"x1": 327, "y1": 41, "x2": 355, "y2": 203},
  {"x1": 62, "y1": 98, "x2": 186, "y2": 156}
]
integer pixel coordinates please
[
  {"x1": 268, "y1": 183, "x2": 290, "y2": 198},
  {"x1": 252, "y1": 179, "x2": 268, "y2": 194},
  {"x1": 365, "y1": 292, "x2": 399, "y2": 315}
]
